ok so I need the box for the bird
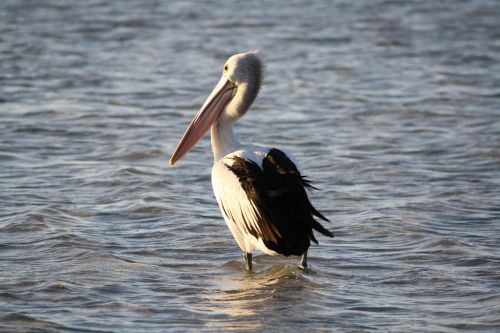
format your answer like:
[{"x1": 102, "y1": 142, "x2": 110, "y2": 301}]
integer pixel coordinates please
[{"x1": 169, "y1": 51, "x2": 333, "y2": 272}]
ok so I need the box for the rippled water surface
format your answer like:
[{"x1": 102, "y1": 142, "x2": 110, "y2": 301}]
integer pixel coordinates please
[{"x1": 1, "y1": 0, "x2": 500, "y2": 332}]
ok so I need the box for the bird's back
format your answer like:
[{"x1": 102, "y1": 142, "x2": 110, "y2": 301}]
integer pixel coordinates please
[{"x1": 212, "y1": 146, "x2": 333, "y2": 256}]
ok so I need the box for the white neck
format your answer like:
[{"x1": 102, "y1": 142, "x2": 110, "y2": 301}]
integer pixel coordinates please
[
  {"x1": 210, "y1": 116, "x2": 242, "y2": 162},
  {"x1": 210, "y1": 76, "x2": 260, "y2": 162}
]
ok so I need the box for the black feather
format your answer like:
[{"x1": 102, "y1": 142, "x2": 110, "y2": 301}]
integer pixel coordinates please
[{"x1": 226, "y1": 148, "x2": 333, "y2": 256}]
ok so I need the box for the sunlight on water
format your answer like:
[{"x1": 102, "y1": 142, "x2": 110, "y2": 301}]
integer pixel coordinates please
[{"x1": 1, "y1": 0, "x2": 500, "y2": 332}]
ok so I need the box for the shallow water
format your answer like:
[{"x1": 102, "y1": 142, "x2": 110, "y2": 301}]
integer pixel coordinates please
[{"x1": 1, "y1": 0, "x2": 500, "y2": 332}]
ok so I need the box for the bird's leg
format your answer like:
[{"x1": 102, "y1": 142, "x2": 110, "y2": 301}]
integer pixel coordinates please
[
  {"x1": 299, "y1": 250, "x2": 309, "y2": 273},
  {"x1": 243, "y1": 252, "x2": 252, "y2": 271}
]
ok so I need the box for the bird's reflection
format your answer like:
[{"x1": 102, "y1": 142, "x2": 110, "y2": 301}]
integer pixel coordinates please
[{"x1": 198, "y1": 256, "x2": 320, "y2": 330}]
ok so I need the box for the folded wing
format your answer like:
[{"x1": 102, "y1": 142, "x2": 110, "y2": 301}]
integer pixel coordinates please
[{"x1": 212, "y1": 148, "x2": 333, "y2": 256}]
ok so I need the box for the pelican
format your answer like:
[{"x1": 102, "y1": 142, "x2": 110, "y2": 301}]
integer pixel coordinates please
[{"x1": 169, "y1": 52, "x2": 333, "y2": 272}]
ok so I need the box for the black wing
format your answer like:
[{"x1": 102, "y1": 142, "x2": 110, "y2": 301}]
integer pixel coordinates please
[{"x1": 227, "y1": 148, "x2": 333, "y2": 256}]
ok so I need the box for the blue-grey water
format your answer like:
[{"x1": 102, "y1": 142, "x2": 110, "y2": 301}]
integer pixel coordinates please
[{"x1": 1, "y1": 0, "x2": 500, "y2": 332}]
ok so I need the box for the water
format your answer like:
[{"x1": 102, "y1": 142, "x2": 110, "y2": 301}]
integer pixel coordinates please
[{"x1": 1, "y1": 0, "x2": 500, "y2": 331}]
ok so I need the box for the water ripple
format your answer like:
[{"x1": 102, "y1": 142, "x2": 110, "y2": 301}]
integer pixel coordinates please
[{"x1": 1, "y1": 0, "x2": 500, "y2": 332}]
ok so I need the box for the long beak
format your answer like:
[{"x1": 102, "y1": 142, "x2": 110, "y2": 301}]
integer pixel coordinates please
[{"x1": 169, "y1": 76, "x2": 236, "y2": 166}]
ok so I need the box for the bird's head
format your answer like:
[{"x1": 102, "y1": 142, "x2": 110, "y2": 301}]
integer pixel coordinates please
[{"x1": 169, "y1": 51, "x2": 263, "y2": 166}]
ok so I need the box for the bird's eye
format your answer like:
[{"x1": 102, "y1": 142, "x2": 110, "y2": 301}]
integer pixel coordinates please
[{"x1": 224, "y1": 64, "x2": 229, "y2": 72}]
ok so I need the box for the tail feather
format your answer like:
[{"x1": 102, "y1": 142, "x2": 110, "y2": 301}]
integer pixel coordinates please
[
  {"x1": 310, "y1": 204, "x2": 330, "y2": 222},
  {"x1": 312, "y1": 219, "x2": 334, "y2": 238}
]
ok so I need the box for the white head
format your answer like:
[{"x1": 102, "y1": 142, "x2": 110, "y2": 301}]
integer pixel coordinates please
[
  {"x1": 170, "y1": 52, "x2": 263, "y2": 165},
  {"x1": 222, "y1": 52, "x2": 263, "y2": 118}
]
